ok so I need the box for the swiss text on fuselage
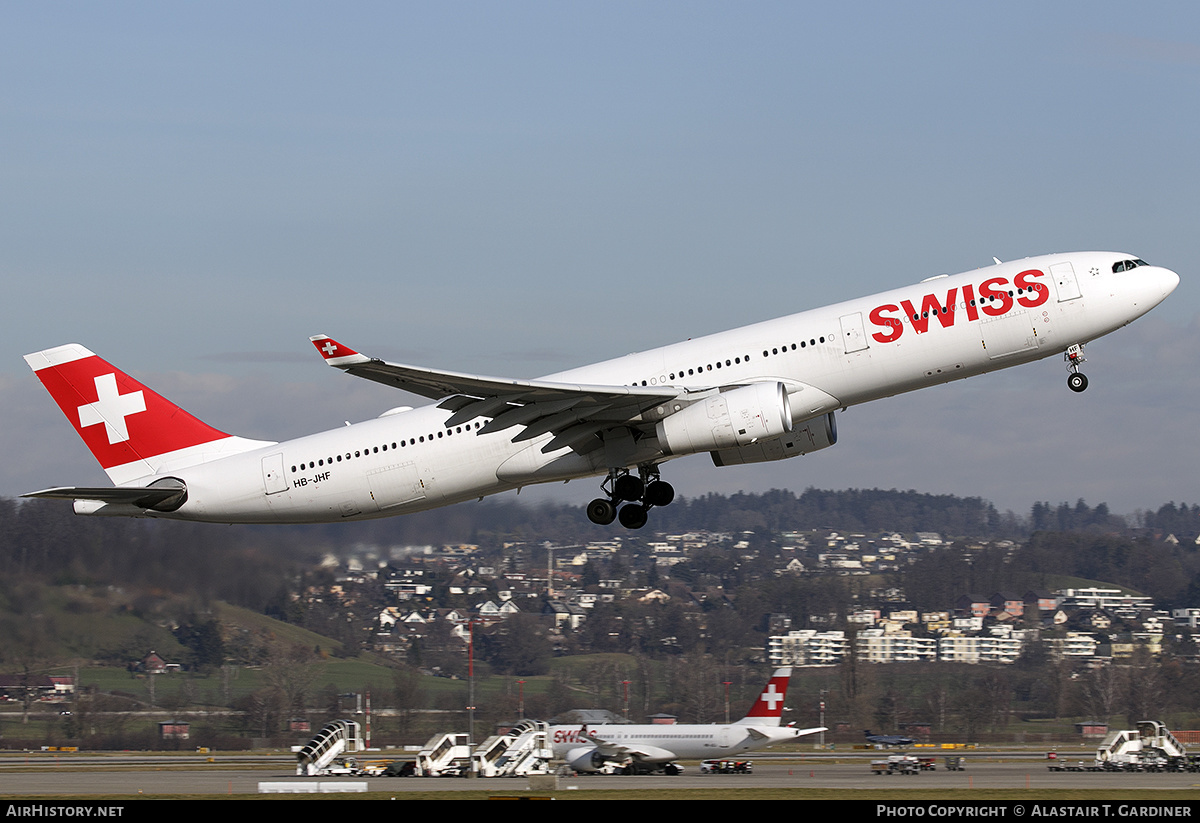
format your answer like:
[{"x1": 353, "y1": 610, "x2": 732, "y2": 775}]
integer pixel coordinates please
[{"x1": 868, "y1": 269, "x2": 1050, "y2": 344}]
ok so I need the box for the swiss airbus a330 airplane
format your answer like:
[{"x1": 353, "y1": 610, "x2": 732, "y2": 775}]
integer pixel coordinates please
[
  {"x1": 24, "y1": 251, "x2": 1178, "y2": 529},
  {"x1": 551, "y1": 667, "x2": 822, "y2": 774}
]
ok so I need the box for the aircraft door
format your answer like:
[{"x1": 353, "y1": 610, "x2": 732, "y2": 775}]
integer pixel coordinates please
[
  {"x1": 262, "y1": 453, "x2": 288, "y2": 495},
  {"x1": 1051, "y1": 261, "x2": 1082, "y2": 301},
  {"x1": 839, "y1": 312, "x2": 869, "y2": 354}
]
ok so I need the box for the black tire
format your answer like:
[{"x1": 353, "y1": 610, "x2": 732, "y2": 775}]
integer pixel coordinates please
[
  {"x1": 1067, "y1": 372, "x2": 1089, "y2": 393},
  {"x1": 586, "y1": 498, "x2": 617, "y2": 525},
  {"x1": 618, "y1": 503, "x2": 648, "y2": 529},
  {"x1": 613, "y1": 474, "x2": 644, "y2": 501},
  {"x1": 644, "y1": 480, "x2": 675, "y2": 508}
]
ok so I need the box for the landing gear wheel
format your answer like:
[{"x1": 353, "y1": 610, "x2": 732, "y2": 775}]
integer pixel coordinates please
[
  {"x1": 586, "y1": 498, "x2": 617, "y2": 525},
  {"x1": 644, "y1": 480, "x2": 675, "y2": 508},
  {"x1": 1067, "y1": 372, "x2": 1089, "y2": 393},
  {"x1": 618, "y1": 503, "x2": 648, "y2": 530},
  {"x1": 613, "y1": 474, "x2": 645, "y2": 502}
]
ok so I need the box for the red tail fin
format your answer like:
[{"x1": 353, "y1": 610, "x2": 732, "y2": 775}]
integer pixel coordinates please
[
  {"x1": 24, "y1": 344, "x2": 234, "y2": 483},
  {"x1": 737, "y1": 667, "x2": 791, "y2": 725}
]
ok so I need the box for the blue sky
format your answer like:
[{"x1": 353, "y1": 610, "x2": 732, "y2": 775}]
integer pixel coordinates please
[{"x1": 3, "y1": 2, "x2": 1197, "y2": 517}]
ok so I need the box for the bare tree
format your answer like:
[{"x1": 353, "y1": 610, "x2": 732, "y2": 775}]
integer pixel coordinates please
[
  {"x1": 262, "y1": 645, "x2": 321, "y2": 730},
  {"x1": 1081, "y1": 663, "x2": 1123, "y2": 725}
]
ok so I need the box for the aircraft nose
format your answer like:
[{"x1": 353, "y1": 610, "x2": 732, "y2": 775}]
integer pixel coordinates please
[
  {"x1": 1120, "y1": 263, "x2": 1178, "y2": 311},
  {"x1": 1161, "y1": 266, "x2": 1181, "y2": 296},
  {"x1": 1147, "y1": 265, "x2": 1181, "y2": 304}
]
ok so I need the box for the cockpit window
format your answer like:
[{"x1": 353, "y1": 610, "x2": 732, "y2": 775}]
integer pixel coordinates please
[{"x1": 1113, "y1": 258, "x2": 1149, "y2": 273}]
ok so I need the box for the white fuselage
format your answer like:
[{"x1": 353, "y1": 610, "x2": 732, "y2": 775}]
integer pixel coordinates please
[
  {"x1": 551, "y1": 722, "x2": 801, "y2": 763},
  {"x1": 118, "y1": 251, "x2": 1178, "y2": 523}
]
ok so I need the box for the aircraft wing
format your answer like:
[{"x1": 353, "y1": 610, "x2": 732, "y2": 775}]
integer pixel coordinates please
[
  {"x1": 581, "y1": 730, "x2": 675, "y2": 764},
  {"x1": 311, "y1": 335, "x2": 685, "y2": 454}
]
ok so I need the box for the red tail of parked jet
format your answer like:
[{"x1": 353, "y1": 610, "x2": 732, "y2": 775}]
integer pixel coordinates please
[{"x1": 734, "y1": 666, "x2": 792, "y2": 726}]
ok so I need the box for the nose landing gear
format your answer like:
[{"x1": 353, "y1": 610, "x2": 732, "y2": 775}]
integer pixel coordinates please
[
  {"x1": 1065, "y1": 344, "x2": 1089, "y2": 393},
  {"x1": 587, "y1": 467, "x2": 675, "y2": 529}
]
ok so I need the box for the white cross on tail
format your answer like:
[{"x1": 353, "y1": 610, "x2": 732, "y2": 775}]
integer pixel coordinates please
[
  {"x1": 77, "y1": 373, "x2": 146, "y2": 444},
  {"x1": 759, "y1": 682, "x2": 783, "y2": 711}
]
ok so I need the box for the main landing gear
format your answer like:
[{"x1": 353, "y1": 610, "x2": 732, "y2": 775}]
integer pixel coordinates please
[
  {"x1": 1065, "y1": 343, "x2": 1089, "y2": 393},
  {"x1": 587, "y1": 467, "x2": 675, "y2": 529}
]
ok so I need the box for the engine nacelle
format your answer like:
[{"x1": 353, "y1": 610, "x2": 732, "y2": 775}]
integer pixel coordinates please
[
  {"x1": 566, "y1": 746, "x2": 623, "y2": 774},
  {"x1": 655, "y1": 382, "x2": 792, "y2": 457},
  {"x1": 711, "y1": 411, "x2": 837, "y2": 466}
]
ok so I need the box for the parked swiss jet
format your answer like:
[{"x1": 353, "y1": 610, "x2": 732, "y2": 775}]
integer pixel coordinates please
[
  {"x1": 23, "y1": 252, "x2": 1178, "y2": 528},
  {"x1": 550, "y1": 667, "x2": 821, "y2": 774}
]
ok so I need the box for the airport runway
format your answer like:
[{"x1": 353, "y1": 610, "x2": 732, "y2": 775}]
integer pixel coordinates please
[{"x1": 1, "y1": 756, "x2": 1199, "y2": 796}]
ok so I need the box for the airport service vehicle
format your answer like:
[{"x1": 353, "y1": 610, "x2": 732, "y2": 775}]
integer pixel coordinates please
[
  {"x1": 551, "y1": 667, "x2": 824, "y2": 774},
  {"x1": 700, "y1": 759, "x2": 753, "y2": 774},
  {"x1": 22, "y1": 252, "x2": 1178, "y2": 529},
  {"x1": 871, "y1": 755, "x2": 921, "y2": 775}
]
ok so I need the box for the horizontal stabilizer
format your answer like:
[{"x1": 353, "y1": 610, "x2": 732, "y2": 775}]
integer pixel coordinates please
[{"x1": 22, "y1": 484, "x2": 187, "y2": 511}]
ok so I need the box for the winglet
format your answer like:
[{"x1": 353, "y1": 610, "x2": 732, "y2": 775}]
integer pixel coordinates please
[{"x1": 310, "y1": 335, "x2": 371, "y2": 368}]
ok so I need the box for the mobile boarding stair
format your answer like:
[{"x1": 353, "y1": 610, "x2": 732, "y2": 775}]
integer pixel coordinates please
[
  {"x1": 1095, "y1": 720, "x2": 1188, "y2": 771},
  {"x1": 295, "y1": 720, "x2": 365, "y2": 776},
  {"x1": 417, "y1": 732, "x2": 473, "y2": 776},
  {"x1": 472, "y1": 720, "x2": 553, "y2": 777}
]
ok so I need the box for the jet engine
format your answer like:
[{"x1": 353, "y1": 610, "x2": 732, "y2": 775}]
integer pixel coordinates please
[
  {"x1": 711, "y1": 411, "x2": 837, "y2": 466},
  {"x1": 565, "y1": 747, "x2": 622, "y2": 774},
  {"x1": 655, "y1": 382, "x2": 792, "y2": 456}
]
